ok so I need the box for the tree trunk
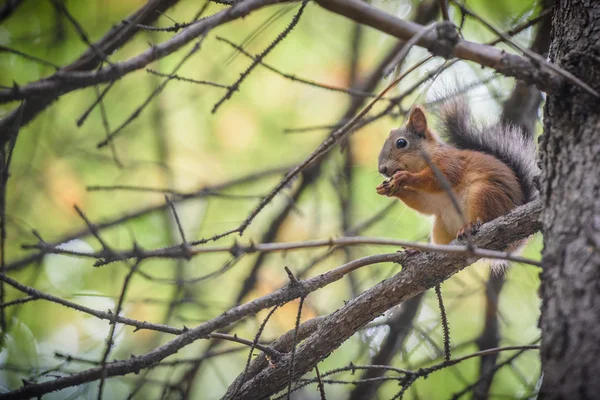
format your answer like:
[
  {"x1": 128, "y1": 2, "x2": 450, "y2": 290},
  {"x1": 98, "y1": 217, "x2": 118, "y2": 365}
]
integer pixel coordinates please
[{"x1": 539, "y1": 1, "x2": 600, "y2": 398}]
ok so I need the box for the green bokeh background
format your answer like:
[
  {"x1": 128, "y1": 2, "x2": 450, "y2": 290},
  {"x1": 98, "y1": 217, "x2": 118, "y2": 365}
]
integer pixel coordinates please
[{"x1": 0, "y1": 0, "x2": 544, "y2": 398}]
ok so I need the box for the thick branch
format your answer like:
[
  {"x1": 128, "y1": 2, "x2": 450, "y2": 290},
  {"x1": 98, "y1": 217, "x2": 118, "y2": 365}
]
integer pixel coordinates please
[{"x1": 314, "y1": 0, "x2": 567, "y2": 95}]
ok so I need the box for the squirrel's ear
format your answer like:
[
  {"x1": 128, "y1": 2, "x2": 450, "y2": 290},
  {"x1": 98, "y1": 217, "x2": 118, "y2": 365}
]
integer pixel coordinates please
[{"x1": 407, "y1": 106, "x2": 428, "y2": 138}]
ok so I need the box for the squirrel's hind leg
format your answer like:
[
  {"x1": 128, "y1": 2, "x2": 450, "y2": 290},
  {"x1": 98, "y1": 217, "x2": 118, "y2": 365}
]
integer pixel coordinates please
[
  {"x1": 458, "y1": 182, "x2": 514, "y2": 240},
  {"x1": 456, "y1": 219, "x2": 482, "y2": 240}
]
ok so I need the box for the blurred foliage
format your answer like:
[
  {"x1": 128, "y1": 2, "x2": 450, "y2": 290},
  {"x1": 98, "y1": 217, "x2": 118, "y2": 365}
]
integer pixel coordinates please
[{"x1": 0, "y1": 0, "x2": 543, "y2": 398}]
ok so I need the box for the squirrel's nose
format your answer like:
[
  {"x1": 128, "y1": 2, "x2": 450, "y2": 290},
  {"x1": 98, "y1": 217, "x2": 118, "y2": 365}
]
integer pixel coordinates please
[{"x1": 379, "y1": 165, "x2": 388, "y2": 177}]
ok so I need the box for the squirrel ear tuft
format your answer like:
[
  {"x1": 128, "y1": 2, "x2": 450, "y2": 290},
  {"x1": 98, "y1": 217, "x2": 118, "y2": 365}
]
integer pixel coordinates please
[{"x1": 407, "y1": 106, "x2": 428, "y2": 137}]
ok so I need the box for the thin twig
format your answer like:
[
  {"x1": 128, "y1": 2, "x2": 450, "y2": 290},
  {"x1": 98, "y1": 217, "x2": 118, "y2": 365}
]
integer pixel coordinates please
[
  {"x1": 383, "y1": 22, "x2": 439, "y2": 77},
  {"x1": 0, "y1": 101, "x2": 23, "y2": 336},
  {"x1": 146, "y1": 69, "x2": 229, "y2": 88},
  {"x1": 165, "y1": 196, "x2": 188, "y2": 246},
  {"x1": 8, "y1": 165, "x2": 289, "y2": 273},
  {"x1": 76, "y1": 81, "x2": 116, "y2": 127},
  {"x1": 24, "y1": 233, "x2": 541, "y2": 267},
  {"x1": 0, "y1": 295, "x2": 38, "y2": 309},
  {"x1": 0, "y1": 45, "x2": 59, "y2": 69},
  {"x1": 450, "y1": 343, "x2": 539, "y2": 399},
  {"x1": 208, "y1": 332, "x2": 281, "y2": 359},
  {"x1": 48, "y1": 0, "x2": 113, "y2": 66},
  {"x1": 216, "y1": 36, "x2": 385, "y2": 99},
  {"x1": 315, "y1": 365, "x2": 327, "y2": 399},
  {"x1": 212, "y1": 0, "x2": 309, "y2": 113},
  {"x1": 435, "y1": 285, "x2": 451, "y2": 362},
  {"x1": 94, "y1": 84, "x2": 123, "y2": 168},
  {"x1": 0, "y1": 272, "x2": 183, "y2": 334},
  {"x1": 230, "y1": 305, "x2": 280, "y2": 398},
  {"x1": 97, "y1": 261, "x2": 141, "y2": 399},
  {"x1": 287, "y1": 296, "x2": 305, "y2": 399},
  {"x1": 97, "y1": 37, "x2": 206, "y2": 147}
]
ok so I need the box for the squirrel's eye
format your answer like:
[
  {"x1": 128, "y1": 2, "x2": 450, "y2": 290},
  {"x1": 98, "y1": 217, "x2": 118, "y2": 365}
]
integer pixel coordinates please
[{"x1": 395, "y1": 138, "x2": 408, "y2": 149}]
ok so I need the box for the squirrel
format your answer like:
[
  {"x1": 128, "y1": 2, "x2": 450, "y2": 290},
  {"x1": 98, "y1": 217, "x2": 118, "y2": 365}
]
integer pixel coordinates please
[{"x1": 376, "y1": 99, "x2": 537, "y2": 248}]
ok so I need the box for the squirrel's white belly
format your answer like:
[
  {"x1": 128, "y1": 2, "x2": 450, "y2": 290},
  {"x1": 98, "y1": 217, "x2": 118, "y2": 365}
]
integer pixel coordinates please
[{"x1": 419, "y1": 192, "x2": 466, "y2": 235}]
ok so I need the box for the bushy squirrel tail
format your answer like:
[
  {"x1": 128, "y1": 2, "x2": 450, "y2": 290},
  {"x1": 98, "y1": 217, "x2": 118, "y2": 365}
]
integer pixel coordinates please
[{"x1": 438, "y1": 98, "x2": 538, "y2": 203}]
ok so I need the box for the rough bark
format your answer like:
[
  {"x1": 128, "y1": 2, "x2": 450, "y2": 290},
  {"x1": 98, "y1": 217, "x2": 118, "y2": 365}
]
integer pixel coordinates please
[{"x1": 538, "y1": 1, "x2": 600, "y2": 398}]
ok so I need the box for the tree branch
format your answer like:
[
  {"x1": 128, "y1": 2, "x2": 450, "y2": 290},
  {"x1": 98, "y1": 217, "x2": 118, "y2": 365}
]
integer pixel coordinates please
[{"x1": 314, "y1": 0, "x2": 585, "y2": 97}]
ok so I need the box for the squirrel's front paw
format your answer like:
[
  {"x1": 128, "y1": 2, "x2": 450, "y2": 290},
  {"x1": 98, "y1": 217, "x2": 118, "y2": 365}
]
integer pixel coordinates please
[
  {"x1": 390, "y1": 170, "x2": 413, "y2": 188},
  {"x1": 376, "y1": 171, "x2": 413, "y2": 196},
  {"x1": 376, "y1": 179, "x2": 396, "y2": 196}
]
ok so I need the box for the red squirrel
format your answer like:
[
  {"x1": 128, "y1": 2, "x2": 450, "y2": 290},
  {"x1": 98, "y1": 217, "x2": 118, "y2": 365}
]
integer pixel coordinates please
[{"x1": 376, "y1": 99, "x2": 537, "y2": 248}]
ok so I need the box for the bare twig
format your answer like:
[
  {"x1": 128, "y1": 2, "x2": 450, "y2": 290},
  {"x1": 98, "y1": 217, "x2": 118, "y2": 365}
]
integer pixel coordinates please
[
  {"x1": 97, "y1": 37, "x2": 205, "y2": 147},
  {"x1": 216, "y1": 36, "x2": 384, "y2": 99},
  {"x1": 145, "y1": 69, "x2": 229, "y2": 88},
  {"x1": 451, "y1": 343, "x2": 539, "y2": 399},
  {"x1": 315, "y1": 365, "x2": 327, "y2": 399},
  {"x1": 435, "y1": 285, "x2": 451, "y2": 362},
  {"x1": 286, "y1": 297, "x2": 305, "y2": 398},
  {"x1": 212, "y1": 0, "x2": 309, "y2": 113},
  {"x1": 97, "y1": 261, "x2": 142, "y2": 399},
  {"x1": 165, "y1": 196, "x2": 188, "y2": 247},
  {"x1": 207, "y1": 332, "x2": 281, "y2": 360},
  {"x1": 8, "y1": 165, "x2": 289, "y2": 272},
  {"x1": 0, "y1": 101, "x2": 23, "y2": 335},
  {"x1": 0, "y1": 45, "x2": 59, "y2": 69},
  {"x1": 230, "y1": 305, "x2": 280, "y2": 398},
  {"x1": 76, "y1": 80, "x2": 116, "y2": 127},
  {"x1": 280, "y1": 345, "x2": 538, "y2": 398},
  {"x1": 48, "y1": 0, "x2": 113, "y2": 66},
  {"x1": 0, "y1": 273, "x2": 183, "y2": 334},
  {"x1": 0, "y1": 295, "x2": 38, "y2": 309},
  {"x1": 23, "y1": 233, "x2": 542, "y2": 267},
  {"x1": 383, "y1": 22, "x2": 439, "y2": 77}
]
